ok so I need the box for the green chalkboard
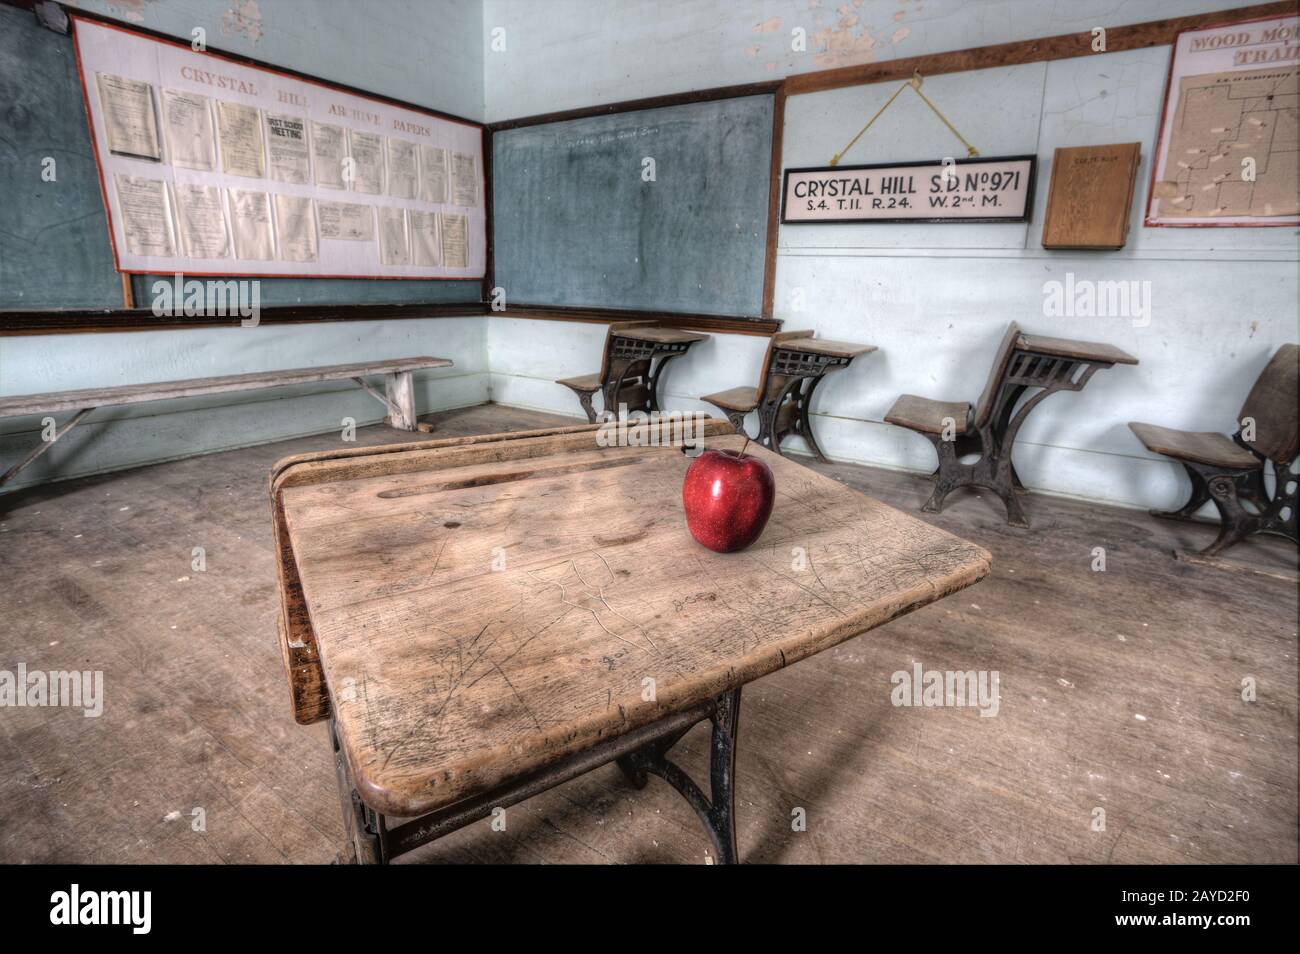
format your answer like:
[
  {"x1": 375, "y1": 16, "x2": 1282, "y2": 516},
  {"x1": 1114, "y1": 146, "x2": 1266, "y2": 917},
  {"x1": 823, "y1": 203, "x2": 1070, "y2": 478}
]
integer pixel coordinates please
[
  {"x1": 0, "y1": 6, "x2": 478, "y2": 312},
  {"x1": 0, "y1": 3, "x2": 122, "y2": 309},
  {"x1": 492, "y1": 95, "x2": 774, "y2": 318}
]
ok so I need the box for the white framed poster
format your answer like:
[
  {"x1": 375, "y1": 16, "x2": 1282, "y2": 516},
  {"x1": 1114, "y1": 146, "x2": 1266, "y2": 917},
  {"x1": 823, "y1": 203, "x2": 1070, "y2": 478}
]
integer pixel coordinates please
[
  {"x1": 1146, "y1": 13, "x2": 1299, "y2": 228},
  {"x1": 72, "y1": 15, "x2": 487, "y2": 279}
]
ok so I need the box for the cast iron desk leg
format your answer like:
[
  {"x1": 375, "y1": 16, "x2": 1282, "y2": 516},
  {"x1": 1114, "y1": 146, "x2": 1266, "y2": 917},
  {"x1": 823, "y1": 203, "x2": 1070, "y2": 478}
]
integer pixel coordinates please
[
  {"x1": 618, "y1": 687, "x2": 742, "y2": 864},
  {"x1": 646, "y1": 349, "x2": 692, "y2": 414}
]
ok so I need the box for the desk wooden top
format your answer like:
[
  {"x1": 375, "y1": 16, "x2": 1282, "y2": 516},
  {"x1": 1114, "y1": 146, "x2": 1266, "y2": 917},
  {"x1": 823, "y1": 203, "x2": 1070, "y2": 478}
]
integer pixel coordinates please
[
  {"x1": 612, "y1": 325, "x2": 709, "y2": 345},
  {"x1": 272, "y1": 422, "x2": 989, "y2": 817},
  {"x1": 1017, "y1": 334, "x2": 1138, "y2": 366},
  {"x1": 774, "y1": 337, "x2": 877, "y2": 359}
]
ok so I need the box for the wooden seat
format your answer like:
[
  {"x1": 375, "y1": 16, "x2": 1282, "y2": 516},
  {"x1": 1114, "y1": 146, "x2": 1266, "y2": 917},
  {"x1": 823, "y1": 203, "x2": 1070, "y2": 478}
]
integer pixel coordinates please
[
  {"x1": 699, "y1": 385, "x2": 759, "y2": 413},
  {"x1": 884, "y1": 395, "x2": 970, "y2": 435},
  {"x1": 1127, "y1": 423, "x2": 1261, "y2": 470},
  {"x1": 1129, "y1": 343, "x2": 1297, "y2": 557},
  {"x1": 556, "y1": 372, "x2": 601, "y2": 393}
]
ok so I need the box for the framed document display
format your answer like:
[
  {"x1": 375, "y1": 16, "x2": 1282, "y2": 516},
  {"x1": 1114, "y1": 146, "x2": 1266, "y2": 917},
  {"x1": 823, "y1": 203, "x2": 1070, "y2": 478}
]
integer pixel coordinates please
[{"x1": 72, "y1": 15, "x2": 487, "y2": 279}]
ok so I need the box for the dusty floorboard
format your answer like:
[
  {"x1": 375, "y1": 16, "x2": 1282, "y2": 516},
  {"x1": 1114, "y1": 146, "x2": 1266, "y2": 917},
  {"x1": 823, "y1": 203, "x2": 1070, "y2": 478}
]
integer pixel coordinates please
[{"x1": 1, "y1": 404, "x2": 1294, "y2": 864}]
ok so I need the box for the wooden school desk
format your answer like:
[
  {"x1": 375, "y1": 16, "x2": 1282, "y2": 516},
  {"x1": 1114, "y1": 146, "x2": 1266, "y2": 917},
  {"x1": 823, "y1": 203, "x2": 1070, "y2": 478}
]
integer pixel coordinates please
[{"x1": 270, "y1": 420, "x2": 990, "y2": 863}]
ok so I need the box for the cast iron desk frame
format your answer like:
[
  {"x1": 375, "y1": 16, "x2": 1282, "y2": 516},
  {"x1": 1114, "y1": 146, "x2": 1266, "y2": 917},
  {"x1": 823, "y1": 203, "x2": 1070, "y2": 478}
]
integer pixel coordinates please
[
  {"x1": 923, "y1": 335, "x2": 1137, "y2": 528},
  {"x1": 721, "y1": 338, "x2": 875, "y2": 461},
  {"x1": 598, "y1": 327, "x2": 707, "y2": 422}
]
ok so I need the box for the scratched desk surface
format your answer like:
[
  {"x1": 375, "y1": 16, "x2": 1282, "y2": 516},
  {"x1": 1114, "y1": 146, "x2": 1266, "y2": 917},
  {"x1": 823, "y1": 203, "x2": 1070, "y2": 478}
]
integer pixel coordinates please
[{"x1": 275, "y1": 425, "x2": 990, "y2": 817}]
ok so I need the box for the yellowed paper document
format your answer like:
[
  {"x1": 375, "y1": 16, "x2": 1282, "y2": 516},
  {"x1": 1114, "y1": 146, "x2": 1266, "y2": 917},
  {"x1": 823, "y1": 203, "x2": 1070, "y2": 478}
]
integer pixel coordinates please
[
  {"x1": 439, "y1": 211, "x2": 468, "y2": 268},
  {"x1": 216, "y1": 101, "x2": 266, "y2": 178},
  {"x1": 174, "y1": 183, "x2": 231, "y2": 258},
  {"x1": 419, "y1": 145, "x2": 449, "y2": 203},
  {"x1": 229, "y1": 189, "x2": 275, "y2": 260},
  {"x1": 349, "y1": 130, "x2": 385, "y2": 195},
  {"x1": 387, "y1": 139, "x2": 418, "y2": 199},
  {"x1": 97, "y1": 73, "x2": 161, "y2": 161},
  {"x1": 312, "y1": 122, "x2": 347, "y2": 189},
  {"x1": 161, "y1": 89, "x2": 214, "y2": 170},
  {"x1": 377, "y1": 206, "x2": 409, "y2": 266},
  {"x1": 451, "y1": 152, "x2": 477, "y2": 207},
  {"x1": 410, "y1": 209, "x2": 441, "y2": 267},
  {"x1": 318, "y1": 200, "x2": 375, "y2": 241},
  {"x1": 114, "y1": 174, "x2": 174, "y2": 256},
  {"x1": 275, "y1": 194, "x2": 318, "y2": 262}
]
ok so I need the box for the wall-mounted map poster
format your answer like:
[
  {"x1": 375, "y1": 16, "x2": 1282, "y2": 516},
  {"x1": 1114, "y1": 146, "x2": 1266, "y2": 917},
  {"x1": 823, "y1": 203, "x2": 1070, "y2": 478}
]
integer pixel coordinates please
[
  {"x1": 73, "y1": 15, "x2": 486, "y2": 279},
  {"x1": 1147, "y1": 13, "x2": 1299, "y2": 227}
]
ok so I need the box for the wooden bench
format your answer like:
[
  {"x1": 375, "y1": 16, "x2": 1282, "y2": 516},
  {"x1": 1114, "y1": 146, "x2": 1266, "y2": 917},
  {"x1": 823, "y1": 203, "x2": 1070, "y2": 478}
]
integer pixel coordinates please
[
  {"x1": 701, "y1": 330, "x2": 875, "y2": 460},
  {"x1": 0, "y1": 357, "x2": 452, "y2": 490},
  {"x1": 1129, "y1": 343, "x2": 1297, "y2": 557},
  {"x1": 885, "y1": 322, "x2": 1137, "y2": 527},
  {"x1": 557, "y1": 321, "x2": 706, "y2": 423}
]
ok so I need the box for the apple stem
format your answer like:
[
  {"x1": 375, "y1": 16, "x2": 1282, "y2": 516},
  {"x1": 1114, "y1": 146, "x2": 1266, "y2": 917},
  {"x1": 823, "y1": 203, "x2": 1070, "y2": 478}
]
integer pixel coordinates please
[{"x1": 740, "y1": 436, "x2": 751, "y2": 458}]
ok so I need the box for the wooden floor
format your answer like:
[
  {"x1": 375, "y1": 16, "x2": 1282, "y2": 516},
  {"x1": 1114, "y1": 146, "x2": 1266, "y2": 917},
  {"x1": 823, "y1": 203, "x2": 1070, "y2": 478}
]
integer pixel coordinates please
[{"x1": 1, "y1": 404, "x2": 1294, "y2": 864}]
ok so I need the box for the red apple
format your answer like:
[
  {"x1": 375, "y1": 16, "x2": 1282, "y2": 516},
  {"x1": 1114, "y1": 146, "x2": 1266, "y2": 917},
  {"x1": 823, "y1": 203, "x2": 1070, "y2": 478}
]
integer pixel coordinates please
[{"x1": 682, "y1": 448, "x2": 776, "y2": 553}]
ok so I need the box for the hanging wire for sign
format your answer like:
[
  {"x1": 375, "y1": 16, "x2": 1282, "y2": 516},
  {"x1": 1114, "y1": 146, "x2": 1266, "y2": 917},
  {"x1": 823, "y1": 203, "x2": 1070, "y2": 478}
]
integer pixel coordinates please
[{"x1": 829, "y1": 71, "x2": 980, "y2": 167}]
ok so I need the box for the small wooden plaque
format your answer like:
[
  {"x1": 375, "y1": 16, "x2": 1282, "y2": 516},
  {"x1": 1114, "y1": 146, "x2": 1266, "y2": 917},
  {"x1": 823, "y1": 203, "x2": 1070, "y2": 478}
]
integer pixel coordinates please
[{"x1": 1042, "y1": 143, "x2": 1141, "y2": 249}]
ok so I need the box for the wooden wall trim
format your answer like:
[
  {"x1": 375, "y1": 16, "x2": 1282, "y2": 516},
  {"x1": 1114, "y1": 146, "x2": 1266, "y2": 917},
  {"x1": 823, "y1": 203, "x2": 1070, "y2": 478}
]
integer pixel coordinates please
[
  {"x1": 498, "y1": 305, "x2": 781, "y2": 336},
  {"x1": 0, "y1": 302, "x2": 488, "y2": 336},
  {"x1": 761, "y1": 86, "x2": 787, "y2": 320},
  {"x1": 783, "y1": 1, "x2": 1297, "y2": 96},
  {"x1": 485, "y1": 81, "x2": 783, "y2": 132}
]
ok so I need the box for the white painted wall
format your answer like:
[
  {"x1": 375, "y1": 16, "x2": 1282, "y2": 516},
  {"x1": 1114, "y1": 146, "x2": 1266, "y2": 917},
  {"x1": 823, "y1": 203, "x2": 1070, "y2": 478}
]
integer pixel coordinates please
[
  {"x1": 0, "y1": 0, "x2": 488, "y2": 489},
  {"x1": 483, "y1": 0, "x2": 1300, "y2": 512},
  {"x1": 482, "y1": 0, "x2": 1248, "y2": 122}
]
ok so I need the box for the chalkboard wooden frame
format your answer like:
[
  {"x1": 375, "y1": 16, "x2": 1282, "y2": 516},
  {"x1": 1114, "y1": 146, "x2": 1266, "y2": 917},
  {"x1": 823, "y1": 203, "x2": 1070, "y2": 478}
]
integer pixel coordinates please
[
  {"x1": 0, "y1": 300, "x2": 488, "y2": 336},
  {"x1": 0, "y1": 0, "x2": 488, "y2": 333}
]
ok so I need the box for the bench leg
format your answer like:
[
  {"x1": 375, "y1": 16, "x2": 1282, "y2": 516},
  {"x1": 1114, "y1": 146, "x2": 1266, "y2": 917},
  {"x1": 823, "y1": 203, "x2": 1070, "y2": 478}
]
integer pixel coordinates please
[
  {"x1": 383, "y1": 371, "x2": 418, "y2": 431},
  {"x1": 0, "y1": 407, "x2": 95, "y2": 490}
]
